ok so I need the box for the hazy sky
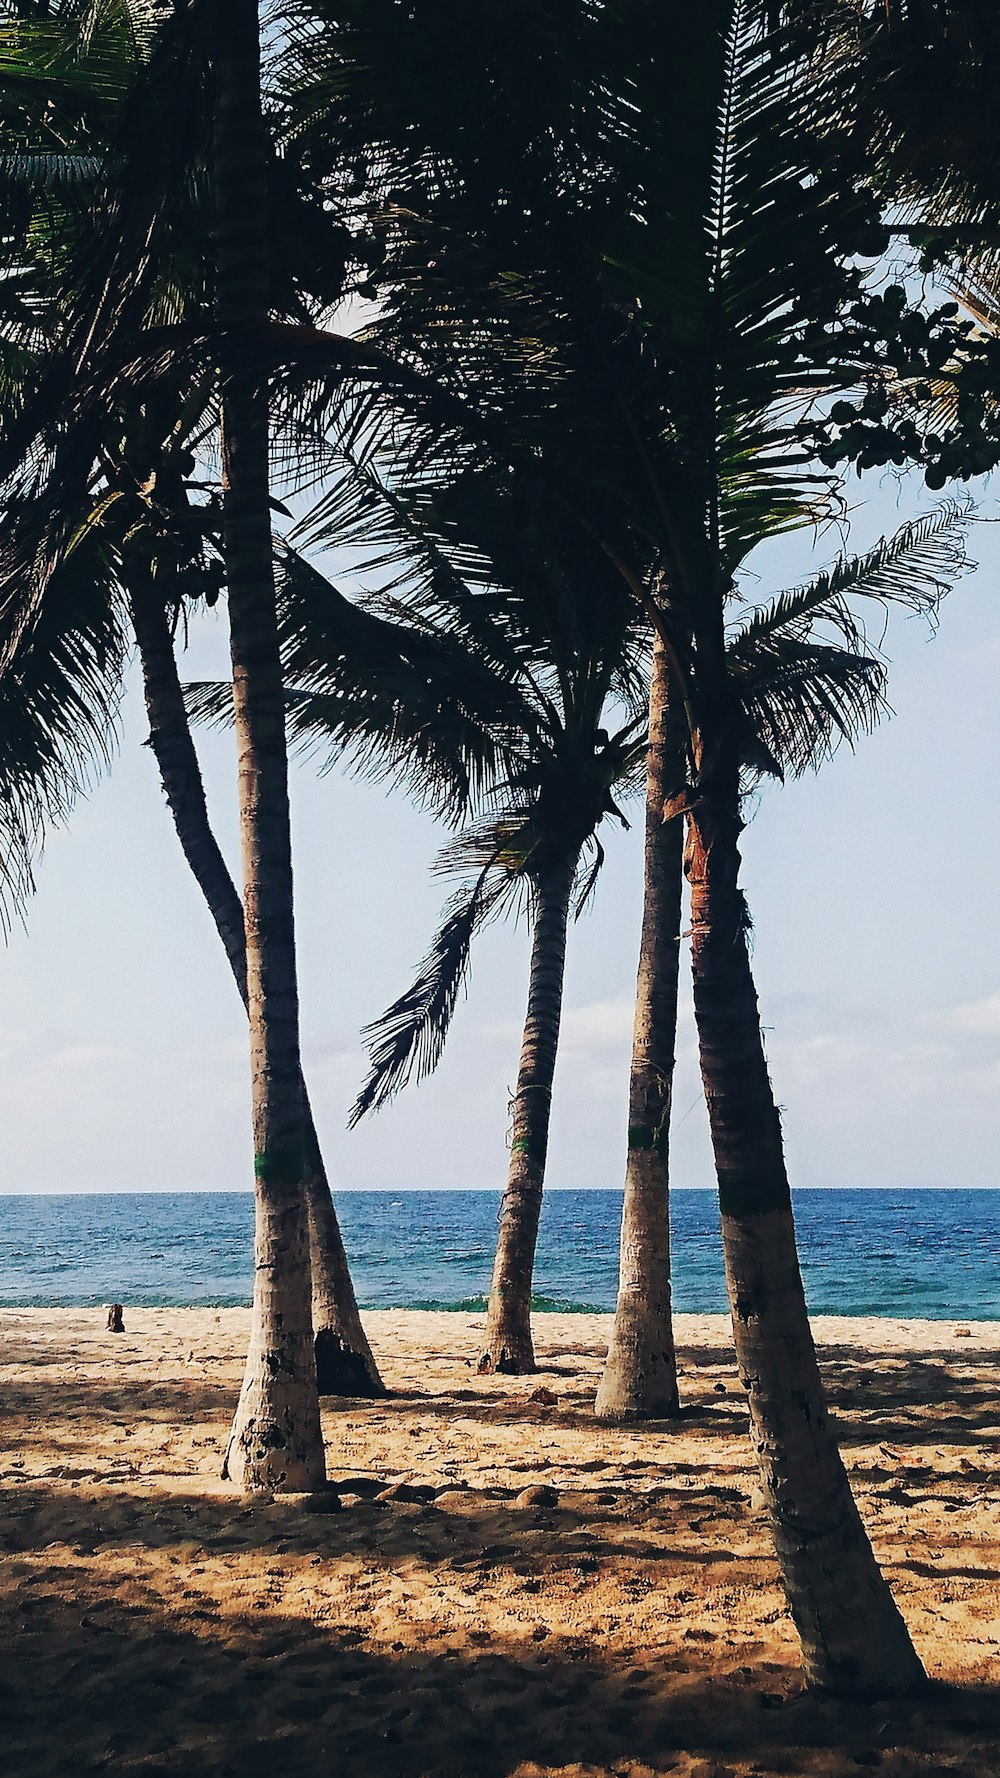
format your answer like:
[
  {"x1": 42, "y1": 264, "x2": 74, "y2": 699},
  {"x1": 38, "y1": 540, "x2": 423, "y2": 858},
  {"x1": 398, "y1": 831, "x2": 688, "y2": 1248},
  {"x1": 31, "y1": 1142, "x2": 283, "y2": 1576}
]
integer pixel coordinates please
[{"x1": 1, "y1": 471, "x2": 998, "y2": 1194}]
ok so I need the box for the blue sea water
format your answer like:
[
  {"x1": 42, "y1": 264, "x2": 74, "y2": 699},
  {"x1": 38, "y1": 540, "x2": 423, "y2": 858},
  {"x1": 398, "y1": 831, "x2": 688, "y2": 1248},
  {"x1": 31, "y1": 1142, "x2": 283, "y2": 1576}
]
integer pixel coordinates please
[{"x1": 0, "y1": 1188, "x2": 997, "y2": 1318}]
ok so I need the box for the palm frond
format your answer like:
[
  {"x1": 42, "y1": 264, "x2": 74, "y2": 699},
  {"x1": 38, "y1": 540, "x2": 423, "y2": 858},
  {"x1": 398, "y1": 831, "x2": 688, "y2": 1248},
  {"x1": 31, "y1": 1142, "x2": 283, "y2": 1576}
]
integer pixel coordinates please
[
  {"x1": 348, "y1": 856, "x2": 515, "y2": 1124},
  {"x1": 0, "y1": 513, "x2": 125, "y2": 929},
  {"x1": 727, "y1": 501, "x2": 971, "y2": 781},
  {"x1": 734, "y1": 635, "x2": 888, "y2": 781},
  {"x1": 0, "y1": 151, "x2": 103, "y2": 187},
  {"x1": 728, "y1": 500, "x2": 972, "y2": 657},
  {"x1": 184, "y1": 538, "x2": 539, "y2": 820},
  {"x1": 573, "y1": 831, "x2": 606, "y2": 918}
]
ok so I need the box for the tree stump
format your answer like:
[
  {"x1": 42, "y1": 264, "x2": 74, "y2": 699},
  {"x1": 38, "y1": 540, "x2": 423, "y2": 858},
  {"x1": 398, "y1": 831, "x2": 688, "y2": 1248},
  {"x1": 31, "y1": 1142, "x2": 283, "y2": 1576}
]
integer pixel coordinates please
[{"x1": 106, "y1": 1304, "x2": 124, "y2": 1333}]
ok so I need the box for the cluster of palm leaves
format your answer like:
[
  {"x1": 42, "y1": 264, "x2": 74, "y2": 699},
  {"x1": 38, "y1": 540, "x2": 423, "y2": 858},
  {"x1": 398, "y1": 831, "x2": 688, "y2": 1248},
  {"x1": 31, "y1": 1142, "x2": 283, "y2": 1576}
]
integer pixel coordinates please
[{"x1": 0, "y1": 0, "x2": 996, "y2": 1700}]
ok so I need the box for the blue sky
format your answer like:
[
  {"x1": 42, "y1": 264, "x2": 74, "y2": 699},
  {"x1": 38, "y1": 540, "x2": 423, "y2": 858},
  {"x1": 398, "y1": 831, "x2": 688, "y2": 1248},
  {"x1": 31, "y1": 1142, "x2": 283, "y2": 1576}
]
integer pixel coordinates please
[{"x1": 0, "y1": 472, "x2": 998, "y2": 1193}]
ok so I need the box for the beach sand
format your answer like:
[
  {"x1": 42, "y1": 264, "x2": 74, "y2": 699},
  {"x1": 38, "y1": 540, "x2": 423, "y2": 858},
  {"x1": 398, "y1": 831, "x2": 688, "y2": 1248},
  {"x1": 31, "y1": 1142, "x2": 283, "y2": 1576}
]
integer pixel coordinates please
[{"x1": 1, "y1": 1307, "x2": 998, "y2": 1777}]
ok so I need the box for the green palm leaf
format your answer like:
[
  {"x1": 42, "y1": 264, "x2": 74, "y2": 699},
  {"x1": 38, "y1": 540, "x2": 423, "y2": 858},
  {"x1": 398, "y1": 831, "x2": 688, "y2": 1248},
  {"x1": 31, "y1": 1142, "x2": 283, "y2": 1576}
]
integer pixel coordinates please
[
  {"x1": 729, "y1": 500, "x2": 971, "y2": 658},
  {"x1": 348, "y1": 838, "x2": 519, "y2": 1126},
  {"x1": 0, "y1": 510, "x2": 125, "y2": 929},
  {"x1": 729, "y1": 500, "x2": 972, "y2": 778}
]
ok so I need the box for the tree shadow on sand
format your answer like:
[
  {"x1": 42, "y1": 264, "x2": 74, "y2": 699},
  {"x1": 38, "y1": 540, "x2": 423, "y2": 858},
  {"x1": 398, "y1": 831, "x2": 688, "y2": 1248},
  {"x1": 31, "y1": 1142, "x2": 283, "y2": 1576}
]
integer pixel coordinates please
[
  {"x1": 3, "y1": 1575, "x2": 1000, "y2": 1778},
  {"x1": 0, "y1": 1474, "x2": 770, "y2": 1575}
]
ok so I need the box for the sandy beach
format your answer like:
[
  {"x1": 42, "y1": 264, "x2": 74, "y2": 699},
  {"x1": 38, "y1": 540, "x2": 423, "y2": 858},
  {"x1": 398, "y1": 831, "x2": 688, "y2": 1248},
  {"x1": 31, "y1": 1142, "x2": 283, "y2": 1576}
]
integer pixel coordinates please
[{"x1": 2, "y1": 1307, "x2": 998, "y2": 1777}]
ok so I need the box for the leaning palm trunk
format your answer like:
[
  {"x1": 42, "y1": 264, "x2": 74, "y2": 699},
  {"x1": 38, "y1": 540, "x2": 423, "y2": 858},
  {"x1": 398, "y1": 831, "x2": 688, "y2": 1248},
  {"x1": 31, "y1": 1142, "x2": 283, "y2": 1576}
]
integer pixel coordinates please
[
  {"x1": 478, "y1": 853, "x2": 577, "y2": 1374},
  {"x1": 130, "y1": 580, "x2": 384, "y2": 1397},
  {"x1": 305, "y1": 1161, "x2": 385, "y2": 1395},
  {"x1": 596, "y1": 634, "x2": 681, "y2": 1420},
  {"x1": 213, "y1": 0, "x2": 323, "y2": 1489},
  {"x1": 684, "y1": 765, "x2": 924, "y2": 1695}
]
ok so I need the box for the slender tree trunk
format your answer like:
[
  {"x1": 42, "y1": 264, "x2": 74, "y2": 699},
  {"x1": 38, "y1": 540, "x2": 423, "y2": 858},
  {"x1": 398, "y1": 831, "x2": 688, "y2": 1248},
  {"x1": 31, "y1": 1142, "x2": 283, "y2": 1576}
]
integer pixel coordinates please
[
  {"x1": 596, "y1": 633, "x2": 681, "y2": 1420},
  {"x1": 130, "y1": 580, "x2": 384, "y2": 1397},
  {"x1": 684, "y1": 770, "x2": 925, "y2": 1695},
  {"x1": 478, "y1": 853, "x2": 577, "y2": 1375},
  {"x1": 305, "y1": 1151, "x2": 385, "y2": 1394},
  {"x1": 213, "y1": 0, "x2": 324, "y2": 1490}
]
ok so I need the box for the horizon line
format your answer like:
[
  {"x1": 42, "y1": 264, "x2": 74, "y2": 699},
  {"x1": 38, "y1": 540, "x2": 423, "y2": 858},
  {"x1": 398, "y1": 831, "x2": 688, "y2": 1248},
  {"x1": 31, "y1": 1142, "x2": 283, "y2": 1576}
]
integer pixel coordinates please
[{"x1": 0, "y1": 1183, "x2": 997, "y2": 1197}]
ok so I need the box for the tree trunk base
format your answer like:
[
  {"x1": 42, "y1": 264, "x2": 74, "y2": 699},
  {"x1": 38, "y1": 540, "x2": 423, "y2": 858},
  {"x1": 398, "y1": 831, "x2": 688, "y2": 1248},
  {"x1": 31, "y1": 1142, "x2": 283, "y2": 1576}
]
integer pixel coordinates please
[
  {"x1": 723, "y1": 1207, "x2": 926, "y2": 1696},
  {"x1": 314, "y1": 1328, "x2": 388, "y2": 1398},
  {"x1": 595, "y1": 1303, "x2": 680, "y2": 1422},
  {"x1": 594, "y1": 1380, "x2": 681, "y2": 1422},
  {"x1": 476, "y1": 1352, "x2": 538, "y2": 1375},
  {"x1": 224, "y1": 1397, "x2": 326, "y2": 1493},
  {"x1": 477, "y1": 1335, "x2": 537, "y2": 1375},
  {"x1": 224, "y1": 1322, "x2": 326, "y2": 1495}
]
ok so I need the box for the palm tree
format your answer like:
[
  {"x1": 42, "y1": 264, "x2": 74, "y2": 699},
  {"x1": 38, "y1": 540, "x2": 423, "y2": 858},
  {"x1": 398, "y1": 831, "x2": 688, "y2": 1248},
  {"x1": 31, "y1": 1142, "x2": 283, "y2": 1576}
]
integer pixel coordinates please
[
  {"x1": 0, "y1": 2, "x2": 384, "y2": 1409},
  {"x1": 81, "y1": 0, "x2": 327, "y2": 1490},
  {"x1": 0, "y1": 0, "x2": 344, "y2": 1484},
  {"x1": 284, "y1": 0, "x2": 977, "y2": 1685},
  {"x1": 616, "y1": 14, "x2": 935, "y2": 1690},
  {"x1": 362, "y1": 740, "x2": 643, "y2": 1380},
  {"x1": 1, "y1": 0, "x2": 984, "y2": 1656},
  {"x1": 189, "y1": 450, "x2": 649, "y2": 1375},
  {"x1": 596, "y1": 505, "x2": 970, "y2": 1421},
  {"x1": 595, "y1": 625, "x2": 685, "y2": 1418},
  {"x1": 0, "y1": 427, "x2": 386, "y2": 1400},
  {"x1": 125, "y1": 516, "x2": 384, "y2": 1400},
  {"x1": 357, "y1": 633, "x2": 645, "y2": 1376}
]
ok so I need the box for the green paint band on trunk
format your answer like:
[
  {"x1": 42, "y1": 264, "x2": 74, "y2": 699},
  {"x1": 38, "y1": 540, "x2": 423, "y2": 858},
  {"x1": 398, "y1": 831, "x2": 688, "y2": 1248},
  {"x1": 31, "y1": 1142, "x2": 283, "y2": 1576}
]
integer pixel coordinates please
[
  {"x1": 510, "y1": 1136, "x2": 544, "y2": 1157},
  {"x1": 254, "y1": 1147, "x2": 305, "y2": 1186},
  {"x1": 717, "y1": 1171, "x2": 792, "y2": 1218},
  {"x1": 627, "y1": 1124, "x2": 655, "y2": 1150}
]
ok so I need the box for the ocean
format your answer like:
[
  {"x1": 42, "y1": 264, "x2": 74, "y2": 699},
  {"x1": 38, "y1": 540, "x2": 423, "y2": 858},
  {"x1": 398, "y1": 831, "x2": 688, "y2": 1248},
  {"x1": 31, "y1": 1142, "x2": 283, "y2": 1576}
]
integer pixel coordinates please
[{"x1": 0, "y1": 1188, "x2": 997, "y2": 1319}]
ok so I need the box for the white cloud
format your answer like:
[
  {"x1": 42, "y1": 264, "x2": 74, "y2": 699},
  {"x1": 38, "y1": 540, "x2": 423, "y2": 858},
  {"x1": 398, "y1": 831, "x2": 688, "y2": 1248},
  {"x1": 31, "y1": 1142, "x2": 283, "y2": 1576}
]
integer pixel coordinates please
[
  {"x1": 482, "y1": 997, "x2": 635, "y2": 1050},
  {"x1": 945, "y1": 991, "x2": 1000, "y2": 1036},
  {"x1": 768, "y1": 1030, "x2": 950, "y2": 1083},
  {"x1": 0, "y1": 1027, "x2": 132, "y2": 1081},
  {"x1": 559, "y1": 996, "x2": 634, "y2": 1051},
  {"x1": 545, "y1": 990, "x2": 697, "y2": 1056}
]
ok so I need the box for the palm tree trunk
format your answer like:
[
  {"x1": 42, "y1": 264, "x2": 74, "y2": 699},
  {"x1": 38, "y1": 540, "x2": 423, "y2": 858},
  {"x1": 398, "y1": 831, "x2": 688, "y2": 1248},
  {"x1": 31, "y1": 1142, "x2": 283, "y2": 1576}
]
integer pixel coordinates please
[
  {"x1": 596, "y1": 633, "x2": 681, "y2": 1420},
  {"x1": 684, "y1": 770, "x2": 925, "y2": 1695},
  {"x1": 305, "y1": 1148, "x2": 385, "y2": 1395},
  {"x1": 478, "y1": 853, "x2": 577, "y2": 1375},
  {"x1": 129, "y1": 579, "x2": 384, "y2": 1397},
  {"x1": 213, "y1": 0, "x2": 323, "y2": 1490}
]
